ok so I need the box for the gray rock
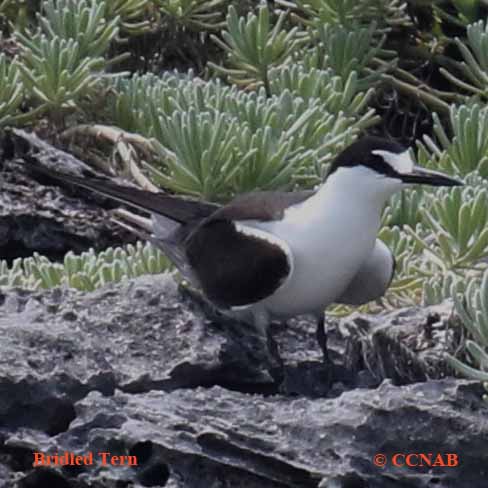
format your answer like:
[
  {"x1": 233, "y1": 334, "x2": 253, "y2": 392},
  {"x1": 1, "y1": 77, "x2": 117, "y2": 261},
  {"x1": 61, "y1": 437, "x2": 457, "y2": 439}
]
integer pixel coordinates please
[
  {"x1": 0, "y1": 275, "x2": 485, "y2": 487},
  {"x1": 0, "y1": 275, "x2": 279, "y2": 435},
  {"x1": 339, "y1": 302, "x2": 462, "y2": 385},
  {"x1": 0, "y1": 130, "x2": 135, "y2": 262},
  {"x1": 3, "y1": 381, "x2": 487, "y2": 488}
]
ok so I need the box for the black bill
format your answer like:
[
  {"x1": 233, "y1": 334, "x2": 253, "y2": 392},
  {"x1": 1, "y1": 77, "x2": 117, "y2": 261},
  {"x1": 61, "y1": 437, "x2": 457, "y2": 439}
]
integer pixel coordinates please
[{"x1": 400, "y1": 166, "x2": 464, "y2": 187}]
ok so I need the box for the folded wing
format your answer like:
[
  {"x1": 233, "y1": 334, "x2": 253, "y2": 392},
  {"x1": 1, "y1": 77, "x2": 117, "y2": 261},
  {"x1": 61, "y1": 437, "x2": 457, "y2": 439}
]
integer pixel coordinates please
[
  {"x1": 185, "y1": 220, "x2": 293, "y2": 308},
  {"x1": 31, "y1": 165, "x2": 297, "y2": 307}
]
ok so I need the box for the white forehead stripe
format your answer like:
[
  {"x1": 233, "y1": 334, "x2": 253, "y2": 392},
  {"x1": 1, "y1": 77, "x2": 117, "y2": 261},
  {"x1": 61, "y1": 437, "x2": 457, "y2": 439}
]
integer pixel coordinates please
[{"x1": 372, "y1": 149, "x2": 414, "y2": 174}]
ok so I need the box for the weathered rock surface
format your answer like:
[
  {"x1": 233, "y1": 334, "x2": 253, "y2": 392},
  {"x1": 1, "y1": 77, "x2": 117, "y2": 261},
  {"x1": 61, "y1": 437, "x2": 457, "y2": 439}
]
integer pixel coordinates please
[
  {"x1": 3, "y1": 381, "x2": 487, "y2": 488},
  {"x1": 339, "y1": 303, "x2": 462, "y2": 385},
  {"x1": 0, "y1": 275, "x2": 280, "y2": 433},
  {"x1": 0, "y1": 275, "x2": 485, "y2": 488},
  {"x1": 0, "y1": 130, "x2": 135, "y2": 262}
]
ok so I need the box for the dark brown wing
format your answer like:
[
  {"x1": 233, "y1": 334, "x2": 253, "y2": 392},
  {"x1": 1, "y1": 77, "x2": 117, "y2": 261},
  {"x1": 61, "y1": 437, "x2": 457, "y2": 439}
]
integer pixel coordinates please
[
  {"x1": 33, "y1": 166, "x2": 309, "y2": 307},
  {"x1": 185, "y1": 220, "x2": 292, "y2": 308},
  {"x1": 182, "y1": 190, "x2": 315, "y2": 307},
  {"x1": 211, "y1": 190, "x2": 315, "y2": 222}
]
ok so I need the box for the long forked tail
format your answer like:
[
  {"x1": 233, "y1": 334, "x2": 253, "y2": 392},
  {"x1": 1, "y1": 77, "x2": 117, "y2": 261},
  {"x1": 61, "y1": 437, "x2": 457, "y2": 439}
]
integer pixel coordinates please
[
  {"x1": 31, "y1": 164, "x2": 213, "y2": 285},
  {"x1": 31, "y1": 164, "x2": 219, "y2": 224}
]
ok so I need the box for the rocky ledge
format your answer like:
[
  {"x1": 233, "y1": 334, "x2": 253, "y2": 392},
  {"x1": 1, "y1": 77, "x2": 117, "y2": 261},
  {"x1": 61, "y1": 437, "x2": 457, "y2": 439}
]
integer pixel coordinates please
[
  {"x1": 0, "y1": 274, "x2": 486, "y2": 487},
  {"x1": 0, "y1": 130, "x2": 135, "y2": 263}
]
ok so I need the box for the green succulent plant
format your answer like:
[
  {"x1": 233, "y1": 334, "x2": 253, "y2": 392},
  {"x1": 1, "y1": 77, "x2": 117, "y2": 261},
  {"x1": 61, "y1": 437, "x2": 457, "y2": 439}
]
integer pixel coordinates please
[
  {"x1": 13, "y1": 0, "x2": 124, "y2": 120},
  {"x1": 268, "y1": 65, "x2": 375, "y2": 117},
  {"x1": 0, "y1": 0, "x2": 33, "y2": 30},
  {"x1": 450, "y1": 0, "x2": 481, "y2": 24},
  {"x1": 155, "y1": 0, "x2": 227, "y2": 30},
  {"x1": 299, "y1": 22, "x2": 394, "y2": 90},
  {"x1": 151, "y1": 108, "x2": 245, "y2": 199},
  {"x1": 0, "y1": 242, "x2": 170, "y2": 291},
  {"x1": 448, "y1": 269, "x2": 488, "y2": 400},
  {"x1": 17, "y1": 36, "x2": 104, "y2": 113},
  {"x1": 275, "y1": 0, "x2": 409, "y2": 29},
  {"x1": 0, "y1": 53, "x2": 24, "y2": 125},
  {"x1": 440, "y1": 20, "x2": 488, "y2": 97},
  {"x1": 30, "y1": 0, "x2": 120, "y2": 59},
  {"x1": 422, "y1": 272, "x2": 468, "y2": 307},
  {"x1": 210, "y1": 4, "x2": 303, "y2": 91},
  {"x1": 110, "y1": 71, "x2": 374, "y2": 200},
  {"x1": 105, "y1": 0, "x2": 154, "y2": 35},
  {"x1": 407, "y1": 185, "x2": 488, "y2": 271},
  {"x1": 382, "y1": 187, "x2": 425, "y2": 228},
  {"x1": 423, "y1": 104, "x2": 488, "y2": 178}
]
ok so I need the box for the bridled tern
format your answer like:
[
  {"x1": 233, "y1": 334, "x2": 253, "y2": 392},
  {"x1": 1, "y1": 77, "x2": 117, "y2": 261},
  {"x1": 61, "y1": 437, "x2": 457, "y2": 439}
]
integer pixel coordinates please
[{"x1": 34, "y1": 136, "x2": 463, "y2": 369}]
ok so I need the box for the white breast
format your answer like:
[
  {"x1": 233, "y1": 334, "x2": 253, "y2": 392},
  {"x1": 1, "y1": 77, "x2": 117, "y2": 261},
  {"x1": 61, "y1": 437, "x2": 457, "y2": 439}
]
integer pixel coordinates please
[{"x1": 244, "y1": 168, "x2": 387, "y2": 319}]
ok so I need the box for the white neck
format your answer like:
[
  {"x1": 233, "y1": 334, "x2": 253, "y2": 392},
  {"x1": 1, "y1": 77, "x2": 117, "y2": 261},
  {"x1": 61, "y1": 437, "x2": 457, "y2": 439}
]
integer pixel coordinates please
[{"x1": 317, "y1": 166, "x2": 398, "y2": 216}]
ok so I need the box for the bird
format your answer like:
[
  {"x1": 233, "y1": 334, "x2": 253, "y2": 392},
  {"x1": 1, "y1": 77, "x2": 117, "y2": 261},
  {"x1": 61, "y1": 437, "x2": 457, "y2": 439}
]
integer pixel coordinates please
[{"x1": 32, "y1": 136, "x2": 463, "y2": 372}]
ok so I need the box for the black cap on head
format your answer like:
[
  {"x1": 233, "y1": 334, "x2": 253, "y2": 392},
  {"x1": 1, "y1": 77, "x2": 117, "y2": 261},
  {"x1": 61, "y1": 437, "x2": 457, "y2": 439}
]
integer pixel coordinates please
[
  {"x1": 327, "y1": 136, "x2": 406, "y2": 178},
  {"x1": 326, "y1": 136, "x2": 463, "y2": 187}
]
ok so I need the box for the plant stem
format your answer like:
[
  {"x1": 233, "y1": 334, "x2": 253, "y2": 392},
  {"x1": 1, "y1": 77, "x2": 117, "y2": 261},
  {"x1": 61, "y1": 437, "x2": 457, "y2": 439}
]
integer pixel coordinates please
[{"x1": 378, "y1": 71, "x2": 451, "y2": 114}]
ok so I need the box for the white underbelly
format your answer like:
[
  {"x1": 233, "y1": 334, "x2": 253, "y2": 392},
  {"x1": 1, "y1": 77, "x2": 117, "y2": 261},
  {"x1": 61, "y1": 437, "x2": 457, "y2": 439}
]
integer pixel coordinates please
[
  {"x1": 250, "y1": 209, "x2": 380, "y2": 318},
  {"x1": 262, "y1": 236, "x2": 374, "y2": 318}
]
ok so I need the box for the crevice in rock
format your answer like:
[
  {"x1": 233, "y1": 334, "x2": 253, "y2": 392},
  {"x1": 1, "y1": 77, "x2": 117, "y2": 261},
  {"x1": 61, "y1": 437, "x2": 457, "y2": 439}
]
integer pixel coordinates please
[
  {"x1": 87, "y1": 372, "x2": 118, "y2": 398},
  {"x1": 168, "y1": 448, "x2": 299, "y2": 488},
  {"x1": 61, "y1": 462, "x2": 87, "y2": 478},
  {"x1": 126, "y1": 441, "x2": 171, "y2": 487},
  {"x1": 341, "y1": 473, "x2": 370, "y2": 488},
  {"x1": 120, "y1": 377, "x2": 281, "y2": 400},
  {"x1": 137, "y1": 461, "x2": 170, "y2": 487},
  {"x1": 46, "y1": 399, "x2": 77, "y2": 436},
  {"x1": 129, "y1": 441, "x2": 154, "y2": 466},
  {"x1": 0, "y1": 215, "x2": 92, "y2": 265},
  {"x1": 3, "y1": 397, "x2": 76, "y2": 437},
  {"x1": 197, "y1": 432, "x2": 320, "y2": 488},
  {"x1": 18, "y1": 468, "x2": 71, "y2": 488},
  {"x1": 1, "y1": 139, "x2": 136, "y2": 265},
  {"x1": 114, "y1": 482, "x2": 132, "y2": 488},
  {"x1": 0, "y1": 442, "x2": 36, "y2": 473},
  {"x1": 1, "y1": 372, "x2": 119, "y2": 436},
  {"x1": 119, "y1": 358, "x2": 281, "y2": 397}
]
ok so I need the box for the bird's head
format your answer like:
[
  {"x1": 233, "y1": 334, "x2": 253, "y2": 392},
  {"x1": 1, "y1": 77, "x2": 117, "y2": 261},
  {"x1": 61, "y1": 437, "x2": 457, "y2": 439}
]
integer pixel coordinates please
[{"x1": 326, "y1": 136, "x2": 463, "y2": 203}]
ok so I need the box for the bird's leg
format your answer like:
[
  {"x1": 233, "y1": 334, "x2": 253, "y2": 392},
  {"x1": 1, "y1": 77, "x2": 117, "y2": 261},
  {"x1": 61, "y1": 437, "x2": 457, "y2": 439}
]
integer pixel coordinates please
[
  {"x1": 178, "y1": 281, "x2": 224, "y2": 322},
  {"x1": 316, "y1": 314, "x2": 329, "y2": 365},
  {"x1": 252, "y1": 310, "x2": 284, "y2": 379},
  {"x1": 252, "y1": 308, "x2": 270, "y2": 338},
  {"x1": 251, "y1": 309, "x2": 281, "y2": 358},
  {"x1": 316, "y1": 314, "x2": 334, "y2": 387}
]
